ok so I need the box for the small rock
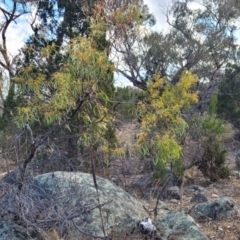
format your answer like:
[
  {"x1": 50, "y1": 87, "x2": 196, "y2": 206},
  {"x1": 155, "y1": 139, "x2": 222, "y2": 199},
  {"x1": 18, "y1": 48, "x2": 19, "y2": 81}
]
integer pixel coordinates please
[
  {"x1": 156, "y1": 212, "x2": 209, "y2": 240},
  {"x1": 191, "y1": 193, "x2": 208, "y2": 203},
  {"x1": 170, "y1": 199, "x2": 178, "y2": 204},
  {"x1": 189, "y1": 197, "x2": 239, "y2": 221},
  {"x1": 130, "y1": 174, "x2": 152, "y2": 190},
  {"x1": 185, "y1": 188, "x2": 195, "y2": 192},
  {"x1": 166, "y1": 186, "x2": 180, "y2": 200},
  {"x1": 129, "y1": 174, "x2": 153, "y2": 198},
  {"x1": 193, "y1": 185, "x2": 205, "y2": 192},
  {"x1": 231, "y1": 170, "x2": 239, "y2": 176},
  {"x1": 185, "y1": 185, "x2": 205, "y2": 193},
  {"x1": 211, "y1": 194, "x2": 219, "y2": 198}
]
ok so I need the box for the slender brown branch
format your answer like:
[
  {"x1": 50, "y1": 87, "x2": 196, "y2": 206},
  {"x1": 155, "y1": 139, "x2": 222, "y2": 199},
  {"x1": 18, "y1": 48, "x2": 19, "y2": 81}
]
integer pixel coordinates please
[
  {"x1": 153, "y1": 174, "x2": 173, "y2": 221},
  {"x1": 1, "y1": 2, "x2": 17, "y2": 76},
  {"x1": 90, "y1": 145, "x2": 107, "y2": 237}
]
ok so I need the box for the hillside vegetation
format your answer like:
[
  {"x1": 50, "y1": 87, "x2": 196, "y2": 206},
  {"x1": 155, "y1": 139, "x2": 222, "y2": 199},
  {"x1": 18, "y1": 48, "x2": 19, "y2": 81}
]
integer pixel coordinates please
[{"x1": 0, "y1": 0, "x2": 240, "y2": 239}]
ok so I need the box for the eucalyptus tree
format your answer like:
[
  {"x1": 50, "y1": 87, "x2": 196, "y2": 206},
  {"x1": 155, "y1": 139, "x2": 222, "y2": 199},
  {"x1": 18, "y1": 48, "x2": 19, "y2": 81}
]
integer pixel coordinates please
[
  {"x1": 0, "y1": 0, "x2": 101, "y2": 114},
  {"x1": 112, "y1": 0, "x2": 240, "y2": 112},
  {"x1": 163, "y1": 0, "x2": 239, "y2": 111},
  {"x1": 21, "y1": 0, "x2": 100, "y2": 81},
  {"x1": 217, "y1": 63, "x2": 240, "y2": 128},
  {"x1": 0, "y1": 0, "x2": 37, "y2": 110},
  {"x1": 105, "y1": 0, "x2": 156, "y2": 89}
]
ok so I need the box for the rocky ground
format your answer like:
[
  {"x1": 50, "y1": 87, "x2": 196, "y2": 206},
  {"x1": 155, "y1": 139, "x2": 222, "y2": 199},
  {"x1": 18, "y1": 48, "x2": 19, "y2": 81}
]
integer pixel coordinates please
[
  {"x1": 0, "y1": 119, "x2": 240, "y2": 239},
  {"x1": 112, "y1": 119, "x2": 240, "y2": 240}
]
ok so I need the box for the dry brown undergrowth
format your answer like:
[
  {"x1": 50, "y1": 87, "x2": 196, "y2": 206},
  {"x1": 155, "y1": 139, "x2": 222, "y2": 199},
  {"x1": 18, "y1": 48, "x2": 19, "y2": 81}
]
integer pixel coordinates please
[
  {"x1": 114, "y1": 119, "x2": 240, "y2": 240},
  {"x1": 0, "y1": 119, "x2": 240, "y2": 239}
]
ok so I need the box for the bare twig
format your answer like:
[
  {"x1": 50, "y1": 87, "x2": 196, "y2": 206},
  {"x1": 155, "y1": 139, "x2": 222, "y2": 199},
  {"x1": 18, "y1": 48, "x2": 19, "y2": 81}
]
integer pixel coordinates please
[
  {"x1": 0, "y1": 176, "x2": 112, "y2": 239},
  {"x1": 90, "y1": 145, "x2": 108, "y2": 238},
  {"x1": 153, "y1": 174, "x2": 173, "y2": 221}
]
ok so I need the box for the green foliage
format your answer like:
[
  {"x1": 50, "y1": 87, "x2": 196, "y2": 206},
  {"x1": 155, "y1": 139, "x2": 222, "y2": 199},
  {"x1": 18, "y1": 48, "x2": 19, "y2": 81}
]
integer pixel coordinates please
[
  {"x1": 217, "y1": 63, "x2": 240, "y2": 126},
  {"x1": 202, "y1": 116, "x2": 226, "y2": 135},
  {"x1": 0, "y1": 117, "x2": 5, "y2": 131},
  {"x1": 209, "y1": 93, "x2": 218, "y2": 117},
  {"x1": 200, "y1": 140, "x2": 229, "y2": 182},
  {"x1": 33, "y1": 0, "x2": 96, "y2": 45},
  {"x1": 16, "y1": 37, "x2": 113, "y2": 125},
  {"x1": 14, "y1": 29, "x2": 123, "y2": 165},
  {"x1": 171, "y1": 159, "x2": 185, "y2": 180},
  {"x1": 187, "y1": 88, "x2": 231, "y2": 181},
  {"x1": 136, "y1": 71, "x2": 198, "y2": 177},
  {"x1": 197, "y1": 115, "x2": 231, "y2": 181},
  {"x1": 114, "y1": 86, "x2": 141, "y2": 119},
  {"x1": 103, "y1": 123, "x2": 118, "y2": 149}
]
